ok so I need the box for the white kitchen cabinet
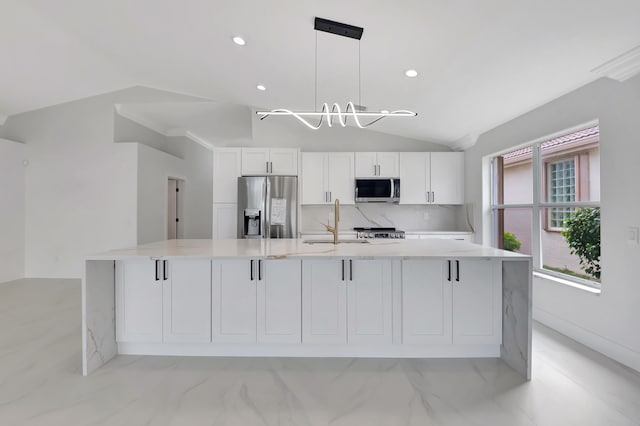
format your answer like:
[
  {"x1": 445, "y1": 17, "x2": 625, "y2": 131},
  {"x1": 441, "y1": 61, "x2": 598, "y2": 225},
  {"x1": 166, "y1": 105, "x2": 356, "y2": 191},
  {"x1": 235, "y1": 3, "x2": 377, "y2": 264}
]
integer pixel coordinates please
[
  {"x1": 399, "y1": 152, "x2": 429, "y2": 204},
  {"x1": 241, "y1": 148, "x2": 298, "y2": 176},
  {"x1": 212, "y1": 258, "x2": 302, "y2": 344},
  {"x1": 301, "y1": 152, "x2": 354, "y2": 205},
  {"x1": 163, "y1": 259, "x2": 212, "y2": 343},
  {"x1": 211, "y1": 259, "x2": 256, "y2": 343},
  {"x1": 402, "y1": 259, "x2": 501, "y2": 345},
  {"x1": 302, "y1": 258, "x2": 392, "y2": 345},
  {"x1": 355, "y1": 152, "x2": 399, "y2": 177},
  {"x1": 116, "y1": 259, "x2": 164, "y2": 343},
  {"x1": 399, "y1": 152, "x2": 464, "y2": 205},
  {"x1": 430, "y1": 152, "x2": 464, "y2": 205},
  {"x1": 347, "y1": 259, "x2": 393, "y2": 344},
  {"x1": 213, "y1": 148, "x2": 242, "y2": 203},
  {"x1": 452, "y1": 260, "x2": 502, "y2": 345},
  {"x1": 402, "y1": 259, "x2": 452, "y2": 344},
  {"x1": 257, "y1": 259, "x2": 302, "y2": 343},
  {"x1": 302, "y1": 259, "x2": 347, "y2": 344},
  {"x1": 301, "y1": 153, "x2": 327, "y2": 204},
  {"x1": 212, "y1": 203, "x2": 237, "y2": 239}
]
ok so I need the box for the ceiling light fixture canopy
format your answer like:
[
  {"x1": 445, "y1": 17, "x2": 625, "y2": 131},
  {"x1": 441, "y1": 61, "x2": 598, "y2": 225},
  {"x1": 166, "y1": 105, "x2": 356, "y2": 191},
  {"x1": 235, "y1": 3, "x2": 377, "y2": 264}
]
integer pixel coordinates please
[{"x1": 256, "y1": 17, "x2": 417, "y2": 130}]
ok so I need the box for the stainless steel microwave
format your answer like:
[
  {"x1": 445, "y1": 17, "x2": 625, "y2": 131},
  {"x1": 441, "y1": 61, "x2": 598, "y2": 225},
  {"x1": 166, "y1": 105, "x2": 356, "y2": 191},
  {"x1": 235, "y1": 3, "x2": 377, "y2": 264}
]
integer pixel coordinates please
[{"x1": 355, "y1": 178, "x2": 400, "y2": 203}]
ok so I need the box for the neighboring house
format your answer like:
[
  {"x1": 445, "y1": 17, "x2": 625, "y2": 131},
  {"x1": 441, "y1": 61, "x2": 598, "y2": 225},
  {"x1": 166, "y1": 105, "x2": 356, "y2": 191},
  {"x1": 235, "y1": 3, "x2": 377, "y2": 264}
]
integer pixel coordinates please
[{"x1": 502, "y1": 126, "x2": 600, "y2": 275}]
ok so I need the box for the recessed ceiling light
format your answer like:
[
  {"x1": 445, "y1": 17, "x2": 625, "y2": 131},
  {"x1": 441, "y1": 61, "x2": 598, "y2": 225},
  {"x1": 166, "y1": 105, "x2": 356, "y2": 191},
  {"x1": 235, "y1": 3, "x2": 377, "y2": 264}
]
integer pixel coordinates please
[
  {"x1": 232, "y1": 36, "x2": 246, "y2": 46},
  {"x1": 405, "y1": 69, "x2": 418, "y2": 78},
  {"x1": 256, "y1": 84, "x2": 266, "y2": 91}
]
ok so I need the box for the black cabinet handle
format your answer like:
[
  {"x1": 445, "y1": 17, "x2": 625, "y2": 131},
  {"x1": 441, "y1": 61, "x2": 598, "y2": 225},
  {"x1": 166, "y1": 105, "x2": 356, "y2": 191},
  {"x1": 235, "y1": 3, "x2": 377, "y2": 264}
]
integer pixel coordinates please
[
  {"x1": 163, "y1": 260, "x2": 168, "y2": 281},
  {"x1": 155, "y1": 260, "x2": 160, "y2": 281},
  {"x1": 341, "y1": 260, "x2": 345, "y2": 281},
  {"x1": 258, "y1": 260, "x2": 263, "y2": 281},
  {"x1": 250, "y1": 259, "x2": 254, "y2": 281},
  {"x1": 349, "y1": 259, "x2": 353, "y2": 281},
  {"x1": 456, "y1": 260, "x2": 460, "y2": 282},
  {"x1": 447, "y1": 260, "x2": 451, "y2": 282}
]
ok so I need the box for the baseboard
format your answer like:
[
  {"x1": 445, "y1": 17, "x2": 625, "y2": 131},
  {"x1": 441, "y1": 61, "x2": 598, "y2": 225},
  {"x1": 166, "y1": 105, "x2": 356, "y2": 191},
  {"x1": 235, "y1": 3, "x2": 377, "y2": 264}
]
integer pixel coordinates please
[
  {"x1": 534, "y1": 307, "x2": 640, "y2": 373},
  {"x1": 118, "y1": 342, "x2": 501, "y2": 358}
]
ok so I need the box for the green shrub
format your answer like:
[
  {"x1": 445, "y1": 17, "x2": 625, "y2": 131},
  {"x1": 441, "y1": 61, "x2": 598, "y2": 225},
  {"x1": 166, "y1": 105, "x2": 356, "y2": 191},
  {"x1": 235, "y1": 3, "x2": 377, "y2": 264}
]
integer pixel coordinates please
[
  {"x1": 503, "y1": 232, "x2": 522, "y2": 252},
  {"x1": 562, "y1": 208, "x2": 600, "y2": 280}
]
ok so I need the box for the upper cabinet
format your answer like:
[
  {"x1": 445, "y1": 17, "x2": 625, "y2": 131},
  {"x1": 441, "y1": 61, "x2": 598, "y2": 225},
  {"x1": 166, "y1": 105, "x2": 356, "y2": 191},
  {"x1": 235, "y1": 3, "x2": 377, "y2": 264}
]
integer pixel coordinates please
[
  {"x1": 355, "y1": 152, "x2": 399, "y2": 177},
  {"x1": 399, "y1": 152, "x2": 464, "y2": 205},
  {"x1": 241, "y1": 148, "x2": 298, "y2": 176},
  {"x1": 301, "y1": 152, "x2": 355, "y2": 205},
  {"x1": 213, "y1": 148, "x2": 242, "y2": 204}
]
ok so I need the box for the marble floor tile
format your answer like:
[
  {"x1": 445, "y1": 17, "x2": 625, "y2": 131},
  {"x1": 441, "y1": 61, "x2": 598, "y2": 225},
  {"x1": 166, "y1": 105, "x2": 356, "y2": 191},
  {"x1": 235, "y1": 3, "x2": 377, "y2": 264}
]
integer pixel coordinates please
[{"x1": 0, "y1": 278, "x2": 639, "y2": 425}]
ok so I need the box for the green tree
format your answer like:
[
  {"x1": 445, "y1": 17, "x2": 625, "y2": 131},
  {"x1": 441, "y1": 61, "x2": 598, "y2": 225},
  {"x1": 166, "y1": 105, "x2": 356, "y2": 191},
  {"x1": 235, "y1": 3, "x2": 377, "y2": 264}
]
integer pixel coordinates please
[
  {"x1": 503, "y1": 232, "x2": 522, "y2": 252},
  {"x1": 562, "y1": 208, "x2": 601, "y2": 280}
]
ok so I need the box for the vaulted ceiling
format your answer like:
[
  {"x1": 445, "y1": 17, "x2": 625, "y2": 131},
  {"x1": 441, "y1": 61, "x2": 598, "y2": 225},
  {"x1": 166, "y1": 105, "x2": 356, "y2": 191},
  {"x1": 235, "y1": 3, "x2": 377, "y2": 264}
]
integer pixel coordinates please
[{"x1": 2, "y1": 0, "x2": 640, "y2": 146}]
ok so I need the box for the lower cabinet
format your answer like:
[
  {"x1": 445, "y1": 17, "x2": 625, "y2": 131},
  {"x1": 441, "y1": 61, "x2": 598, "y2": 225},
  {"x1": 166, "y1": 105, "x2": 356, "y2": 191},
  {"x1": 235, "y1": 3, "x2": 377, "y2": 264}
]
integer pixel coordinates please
[
  {"x1": 211, "y1": 258, "x2": 302, "y2": 344},
  {"x1": 115, "y1": 257, "x2": 502, "y2": 352},
  {"x1": 402, "y1": 259, "x2": 502, "y2": 345},
  {"x1": 163, "y1": 259, "x2": 212, "y2": 343},
  {"x1": 402, "y1": 259, "x2": 452, "y2": 344},
  {"x1": 302, "y1": 259, "x2": 392, "y2": 344},
  {"x1": 116, "y1": 258, "x2": 211, "y2": 343},
  {"x1": 116, "y1": 259, "x2": 164, "y2": 342}
]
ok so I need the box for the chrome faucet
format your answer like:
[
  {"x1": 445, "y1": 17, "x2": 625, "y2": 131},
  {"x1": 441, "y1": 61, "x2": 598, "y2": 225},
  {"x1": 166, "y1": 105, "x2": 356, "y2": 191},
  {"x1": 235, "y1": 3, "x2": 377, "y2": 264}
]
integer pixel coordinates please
[{"x1": 324, "y1": 198, "x2": 340, "y2": 244}]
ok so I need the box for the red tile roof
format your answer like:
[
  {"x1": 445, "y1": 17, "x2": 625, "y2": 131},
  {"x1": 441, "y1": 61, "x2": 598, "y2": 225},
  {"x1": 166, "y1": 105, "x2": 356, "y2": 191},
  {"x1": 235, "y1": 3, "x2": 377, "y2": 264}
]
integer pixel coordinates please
[{"x1": 503, "y1": 125, "x2": 599, "y2": 161}]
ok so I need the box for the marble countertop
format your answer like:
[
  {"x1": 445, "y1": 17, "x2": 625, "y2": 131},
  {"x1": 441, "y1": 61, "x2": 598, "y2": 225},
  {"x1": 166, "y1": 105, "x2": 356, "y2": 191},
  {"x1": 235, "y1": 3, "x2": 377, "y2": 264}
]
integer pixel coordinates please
[{"x1": 87, "y1": 239, "x2": 529, "y2": 261}]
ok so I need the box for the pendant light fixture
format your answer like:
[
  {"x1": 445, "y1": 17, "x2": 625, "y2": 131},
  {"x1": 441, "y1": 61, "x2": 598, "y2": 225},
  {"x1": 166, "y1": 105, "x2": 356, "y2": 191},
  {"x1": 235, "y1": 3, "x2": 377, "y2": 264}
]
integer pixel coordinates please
[{"x1": 256, "y1": 17, "x2": 417, "y2": 130}]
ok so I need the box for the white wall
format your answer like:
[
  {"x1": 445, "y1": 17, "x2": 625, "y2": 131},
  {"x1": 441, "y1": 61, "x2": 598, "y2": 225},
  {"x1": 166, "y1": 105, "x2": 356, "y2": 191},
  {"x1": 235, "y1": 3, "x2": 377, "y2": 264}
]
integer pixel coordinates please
[
  {"x1": 464, "y1": 75, "x2": 640, "y2": 372},
  {"x1": 0, "y1": 86, "x2": 204, "y2": 278},
  {"x1": 215, "y1": 110, "x2": 451, "y2": 152},
  {"x1": 137, "y1": 140, "x2": 212, "y2": 244},
  {"x1": 0, "y1": 139, "x2": 26, "y2": 283}
]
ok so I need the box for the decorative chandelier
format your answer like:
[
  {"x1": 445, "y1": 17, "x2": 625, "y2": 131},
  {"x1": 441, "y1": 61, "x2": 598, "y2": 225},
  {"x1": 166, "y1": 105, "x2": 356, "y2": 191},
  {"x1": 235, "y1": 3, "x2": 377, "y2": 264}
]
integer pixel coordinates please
[{"x1": 256, "y1": 17, "x2": 417, "y2": 130}]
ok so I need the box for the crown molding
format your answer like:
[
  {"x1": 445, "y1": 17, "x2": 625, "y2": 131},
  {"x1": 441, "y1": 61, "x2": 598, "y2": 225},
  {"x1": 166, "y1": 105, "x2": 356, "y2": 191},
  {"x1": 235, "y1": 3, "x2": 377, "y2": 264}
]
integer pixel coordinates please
[
  {"x1": 114, "y1": 104, "x2": 214, "y2": 151},
  {"x1": 592, "y1": 45, "x2": 640, "y2": 82},
  {"x1": 450, "y1": 133, "x2": 478, "y2": 151},
  {"x1": 166, "y1": 128, "x2": 214, "y2": 150},
  {"x1": 114, "y1": 104, "x2": 167, "y2": 135}
]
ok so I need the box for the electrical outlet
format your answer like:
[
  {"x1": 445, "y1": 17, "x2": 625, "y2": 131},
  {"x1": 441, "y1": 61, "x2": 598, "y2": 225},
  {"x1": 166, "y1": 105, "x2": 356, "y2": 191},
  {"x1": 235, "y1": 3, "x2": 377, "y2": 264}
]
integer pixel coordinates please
[{"x1": 628, "y1": 227, "x2": 639, "y2": 245}]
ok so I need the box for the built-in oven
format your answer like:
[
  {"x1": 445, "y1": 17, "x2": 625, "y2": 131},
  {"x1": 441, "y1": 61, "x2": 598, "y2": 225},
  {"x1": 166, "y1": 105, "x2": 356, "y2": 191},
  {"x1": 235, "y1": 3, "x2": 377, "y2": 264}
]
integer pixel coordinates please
[{"x1": 355, "y1": 178, "x2": 400, "y2": 203}]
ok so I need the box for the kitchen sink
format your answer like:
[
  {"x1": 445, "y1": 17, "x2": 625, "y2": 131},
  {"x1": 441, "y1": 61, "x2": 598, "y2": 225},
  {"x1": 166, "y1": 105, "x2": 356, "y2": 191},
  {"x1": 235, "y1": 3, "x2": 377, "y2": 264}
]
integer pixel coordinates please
[{"x1": 303, "y1": 239, "x2": 370, "y2": 244}]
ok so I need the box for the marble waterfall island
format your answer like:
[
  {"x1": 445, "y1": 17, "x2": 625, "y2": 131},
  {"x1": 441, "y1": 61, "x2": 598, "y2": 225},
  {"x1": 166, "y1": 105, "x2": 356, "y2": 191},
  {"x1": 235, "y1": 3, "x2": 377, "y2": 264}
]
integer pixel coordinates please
[{"x1": 83, "y1": 239, "x2": 532, "y2": 379}]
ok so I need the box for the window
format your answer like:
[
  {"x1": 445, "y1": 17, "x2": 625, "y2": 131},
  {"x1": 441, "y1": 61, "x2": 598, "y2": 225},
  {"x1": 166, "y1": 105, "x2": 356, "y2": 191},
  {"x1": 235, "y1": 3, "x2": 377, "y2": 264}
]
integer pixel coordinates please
[
  {"x1": 491, "y1": 123, "x2": 601, "y2": 287},
  {"x1": 548, "y1": 159, "x2": 576, "y2": 229}
]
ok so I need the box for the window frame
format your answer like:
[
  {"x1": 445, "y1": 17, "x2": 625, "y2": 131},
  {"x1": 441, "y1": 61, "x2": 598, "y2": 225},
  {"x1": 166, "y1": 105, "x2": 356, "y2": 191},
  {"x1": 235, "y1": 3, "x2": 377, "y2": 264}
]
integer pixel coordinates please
[
  {"x1": 489, "y1": 121, "x2": 601, "y2": 290},
  {"x1": 546, "y1": 156, "x2": 577, "y2": 231}
]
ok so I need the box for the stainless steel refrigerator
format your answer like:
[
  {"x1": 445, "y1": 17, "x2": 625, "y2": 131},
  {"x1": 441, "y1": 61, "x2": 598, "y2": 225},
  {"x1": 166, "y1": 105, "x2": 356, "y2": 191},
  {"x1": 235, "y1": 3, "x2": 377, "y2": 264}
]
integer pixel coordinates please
[{"x1": 237, "y1": 176, "x2": 297, "y2": 239}]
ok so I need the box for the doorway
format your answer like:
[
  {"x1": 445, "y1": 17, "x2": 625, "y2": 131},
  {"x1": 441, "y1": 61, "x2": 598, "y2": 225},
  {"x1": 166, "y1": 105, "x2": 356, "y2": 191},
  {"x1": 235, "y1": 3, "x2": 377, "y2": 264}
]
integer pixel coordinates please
[{"x1": 167, "y1": 178, "x2": 184, "y2": 239}]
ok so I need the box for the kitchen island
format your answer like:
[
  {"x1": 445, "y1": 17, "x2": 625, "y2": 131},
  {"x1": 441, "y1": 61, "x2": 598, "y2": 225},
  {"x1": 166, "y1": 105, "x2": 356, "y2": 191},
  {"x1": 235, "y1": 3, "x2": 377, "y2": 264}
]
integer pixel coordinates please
[{"x1": 83, "y1": 239, "x2": 532, "y2": 379}]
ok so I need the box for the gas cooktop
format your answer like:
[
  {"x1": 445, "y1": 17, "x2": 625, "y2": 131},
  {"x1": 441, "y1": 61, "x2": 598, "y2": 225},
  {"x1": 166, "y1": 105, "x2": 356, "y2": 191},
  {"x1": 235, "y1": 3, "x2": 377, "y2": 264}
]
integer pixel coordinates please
[{"x1": 354, "y1": 227, "x2": 405, "y2": 239}]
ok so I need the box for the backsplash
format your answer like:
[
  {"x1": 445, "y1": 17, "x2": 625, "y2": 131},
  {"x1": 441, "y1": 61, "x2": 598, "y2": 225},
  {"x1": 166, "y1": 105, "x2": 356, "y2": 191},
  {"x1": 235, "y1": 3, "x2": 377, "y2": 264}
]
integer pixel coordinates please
[{"x1": 301, "y1": 204, "x2": 471, "y2": 233}]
